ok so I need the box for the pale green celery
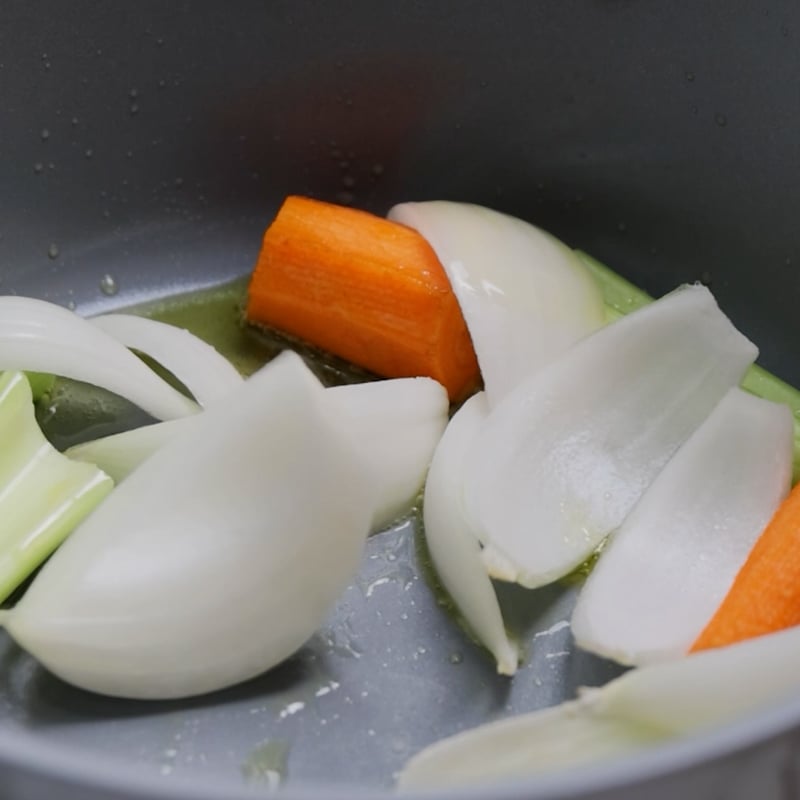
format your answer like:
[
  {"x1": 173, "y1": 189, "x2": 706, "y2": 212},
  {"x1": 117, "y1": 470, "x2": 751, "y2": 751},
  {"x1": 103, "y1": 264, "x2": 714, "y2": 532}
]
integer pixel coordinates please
[
  {"x1": 576, "y1": 249, "x2": 800, "y2": 482},
  {"x1": 0, "y1": 371, "x2": 113, "y2": 604}
]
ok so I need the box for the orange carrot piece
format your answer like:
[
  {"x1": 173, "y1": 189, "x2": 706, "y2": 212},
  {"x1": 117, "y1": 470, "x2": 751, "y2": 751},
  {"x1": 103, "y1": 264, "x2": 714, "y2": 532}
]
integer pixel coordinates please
[
  {"x1": 245, "y1": 196, "x2": 480, "y2": 401},
  {"x1": 691, "y1": 481, "x2": 800, "y2": 652}
]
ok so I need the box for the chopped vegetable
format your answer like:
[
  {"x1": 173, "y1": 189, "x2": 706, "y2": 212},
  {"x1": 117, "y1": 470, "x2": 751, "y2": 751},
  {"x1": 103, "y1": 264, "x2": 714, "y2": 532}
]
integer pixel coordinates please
[
  {"x1": 463, "y1": 284, "x2": 757, "y2": 588},
  {"x1": 0, "y1": 296, "x2": 198, "y2": 420},
  {"x1": 398, "y1": 623, "x2": 800, "y2": 788},
  {"x1": 389, "y1": 202, "x2": 605, "y2": 407},
  {"x1": 91, "y1": 313, "x2": 244, "y2": 407},
  {"x1": 245, "y1": 196, "x2": 480, "y2": 401},
  {"x1": 578, "y1": 249, "x2": 800, "y2": 481},
  {"x1": 2, "y1": 352, "x2": 375, "y2": 700},
  {"x1": 65, "y1": 417, "x2": 197, "y2": 482},
  {"x1": 691, "y1": 480, "x2": 800, "y2": 652},
  {"x1": 572, "y1": 388, "x2": 792, "y2": 665},
  {"x1": 422, "y1": 392, "x2": 518, "y2": 674},
  {"x1": 67, "y1": 375, "x2": 447, "y2": 529},
  {"x1": 326, "y1": 377, "x2": 448, "y2": 531},
  {"x1": 0, "y1": 371, "x2": 113, "y2": 604}
]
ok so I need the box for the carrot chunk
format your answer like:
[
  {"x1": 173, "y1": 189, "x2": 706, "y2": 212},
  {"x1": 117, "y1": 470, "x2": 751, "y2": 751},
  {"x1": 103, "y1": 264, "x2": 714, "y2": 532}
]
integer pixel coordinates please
[
  {"x1": 691, "y1": 481, "x2": 800, "y2": 652},
  {"x1": 245, "y1": 196, "x2": 480, "y2": 401}
]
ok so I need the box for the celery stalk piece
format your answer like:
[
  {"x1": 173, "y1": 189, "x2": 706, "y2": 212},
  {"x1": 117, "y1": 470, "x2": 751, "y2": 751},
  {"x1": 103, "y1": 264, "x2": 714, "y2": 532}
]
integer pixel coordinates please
[
  {"x1": 0, "y1": 371, "x2": 113, "y2": 603},
  {"x1": 576, "y1": 249, "x2": 800, "y2": 481}
]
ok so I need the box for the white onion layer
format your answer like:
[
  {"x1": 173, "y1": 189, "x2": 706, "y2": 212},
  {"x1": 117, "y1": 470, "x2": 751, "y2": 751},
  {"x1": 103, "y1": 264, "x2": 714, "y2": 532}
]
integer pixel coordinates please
[
  {"x1": 572, "y1": 389, "x2": 792, "y2": 665},
  {"x1": 0, "y1": 296, "x2": 197, "y2": 419},
  {"x1": 4, "y1": 351, "x2": 375, "y2": 700},
  {"x1": 399, "y1": 624, "x2": 800, "y2": 788},
  {"x1": 327, "y1": 377, "x2": 448, "y2": 531},
  {"x1": 388, "y1": 201, "x2": 606, "y2": 407},
  {"x1": 91, "y1": 313, "x2": 243, "y2": 408},
  {"x1": 422, "y1": 392, "x2": 518, "y2": 674},
  {"x1": 464, "y1": 285, "x2": 758, "y2": 588}
]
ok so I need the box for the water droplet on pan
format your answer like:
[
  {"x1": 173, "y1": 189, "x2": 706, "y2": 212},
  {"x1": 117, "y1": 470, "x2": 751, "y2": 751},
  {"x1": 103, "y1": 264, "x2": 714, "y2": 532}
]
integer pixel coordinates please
[{"x1": 99, "y1": 274, "x2": 118, "y2": 296}]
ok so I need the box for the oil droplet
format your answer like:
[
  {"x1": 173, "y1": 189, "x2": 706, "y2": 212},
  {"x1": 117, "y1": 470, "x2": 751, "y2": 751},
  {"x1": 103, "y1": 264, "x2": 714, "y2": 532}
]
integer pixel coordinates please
[
  {"x1": 617, "y1": 222, "x2": 627, "y2": 233},
  {"x1": 67, "y1": 300, "x2": 76, "y2": 311},
  {"x1": 129, "y1": 103, "x2": 140, "y2": 116},
  {"x1": 40, "y1": 128, "x2": 50, "y2": 141},
  {"x1": 449, "y1": 651, "x2": 464, "y2": 664},
  {"x1": 129, "y1": 88, "x2": 139, "y2": 99},
  {"x1": 99, "y1": 274, "x2": 118, "y2": 296},
  {"x1": 342, "y1": 174, "x2": 356, "y2": 188},
  {"x1": 85, "y1": 148, "x2": 94, "y2": 159},
  {"x1": 715, "y1": 113, "x2": 728, "y2": 127},
  {"x1": 71, "y1": 116, "x2": 79, "y2": 126},
  {"x1": 33, "y1": 162, "x2": 44, "y2": 174},
  {"x1": 47, "y1": 244, "x2": 59, "y2": 259},
  {"x1": 371, "y1": 162, "x2": 385, "y2": 177}
]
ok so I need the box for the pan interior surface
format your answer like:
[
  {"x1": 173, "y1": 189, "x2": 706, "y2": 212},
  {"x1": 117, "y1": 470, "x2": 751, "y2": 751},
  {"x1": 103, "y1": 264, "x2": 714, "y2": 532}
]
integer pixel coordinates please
[{"x1": 2, "y1": 2, "x2": 800, "y2": 799}]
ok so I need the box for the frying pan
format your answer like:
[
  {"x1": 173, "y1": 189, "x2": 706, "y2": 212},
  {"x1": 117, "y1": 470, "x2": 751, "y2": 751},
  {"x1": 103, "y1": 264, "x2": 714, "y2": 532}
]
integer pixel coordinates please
[{"x1": 2, "y1": 2, "x2": 800, "y2": 798}]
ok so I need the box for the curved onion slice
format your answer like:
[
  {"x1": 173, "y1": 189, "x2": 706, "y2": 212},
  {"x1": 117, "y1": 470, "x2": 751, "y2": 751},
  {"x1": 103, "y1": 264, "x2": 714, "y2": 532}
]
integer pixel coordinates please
[
  {"x1": 398, "y1": 624, "x2": 800, "y2": 789},
  {"x1": 423, "y1": 392, "x2": 518, "y2": 674},
  {"x1": 91, "y1": 313, "x2": 243, "y2": 407},
  {"x1": 0, "y1": 296, "x2": 197, "y2": 419},
  {"x1": 328, "y1": 378, "x2": 448, "y2": 530},
  {"x1": 65, "y1": 417, "x2": 196, "y2": 483},
  {"x1": 388, "y1": 201, "x2": 605, "y2": 407},
  {"x1": 572, "y1": 389, "x2": 792, "y2": 665},
  {"x1": 464, "y1": 285, "x2": 758, "y2": 588},
  {"x1": 69, "y1": 375, "x2": 448, "y2": 526},
  {"x1": 2, "y1": 351, "x2": 375, "y2": 700}
]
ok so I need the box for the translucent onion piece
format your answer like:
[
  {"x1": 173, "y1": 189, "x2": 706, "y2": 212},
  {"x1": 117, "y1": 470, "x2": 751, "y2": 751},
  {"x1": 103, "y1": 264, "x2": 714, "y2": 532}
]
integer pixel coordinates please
[
  {"x1": 68, "y1": 376, "x2": 448, "y2": 525},
  {"x1": 327, "y1": 377, "x2": 448, "y2": 531},
  {"x1": 399, "y1": 624, "x2": 800, "y2": 789},
  {"x1": 0, "y1": 296, "x2": 197, "y2": 419},
  {"x1": 0, "y1": 372, "x2": 113, "y2": 603},
  {"x1": 91, "y1": 313, "x2": 243, "y2": 407},
  {"x1": 423, "y1": 392, "x2": 518, "y2": 674},
  {"x1": 572, "y1": 389, "x2": 792, "y2": 665},
  {"x1": 65, "y1": 418, "x2": 196, "y2": 483},
  {"x1": 388, "y1": 201, "x2": 606, "y2": 407},
  {"x1": 464, "y1": 285, "x2": 758, "y2": 588},
  {"x1": 3, "y1": 351, "x2": 374, "y2": 700}
]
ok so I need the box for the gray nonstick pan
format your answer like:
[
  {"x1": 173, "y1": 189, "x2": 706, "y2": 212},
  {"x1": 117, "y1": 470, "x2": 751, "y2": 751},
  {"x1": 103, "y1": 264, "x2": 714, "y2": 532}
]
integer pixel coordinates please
[{"x1": 3, "y1": 2, "x2": 800, "y2": 799}]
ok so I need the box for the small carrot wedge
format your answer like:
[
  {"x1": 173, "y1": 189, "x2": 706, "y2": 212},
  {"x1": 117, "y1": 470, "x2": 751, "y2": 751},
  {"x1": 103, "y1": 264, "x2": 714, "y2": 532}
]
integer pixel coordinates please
[
  {"x1": 245, "y1": 196, "x2": 480, "y2": 401},
  {"x1": 691, "y1": 481, "x2": 800, "y2": 652}
]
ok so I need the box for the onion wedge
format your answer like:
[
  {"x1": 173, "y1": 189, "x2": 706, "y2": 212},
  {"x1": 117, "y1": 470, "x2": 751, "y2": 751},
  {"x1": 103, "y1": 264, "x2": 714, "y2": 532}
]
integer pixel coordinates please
[
  {"x1": 572, "y1": 389, "x2": 792, "y2": 665},
  {"x1": 398, "y1": 624, "x2": 800, "y2": 789},
  {"x1": 0, "y1": 296, "x2": 197, "y2": 419},
  {"x1": 2, "y1": 351, "x2": 375, "y2": 700},
  {"x1": 464, "y1": 285, "x2": 758, "y2": 588},
  {"x1": 91, "y1": 313, "x2": 244, "y2": 407},
  {"x1": 422, "y1": 392, "x2": 518, "y2": 674},
  {"x1": 388, "y1": 201, "x2": 605, "y2": 406},
  {"x1": 69, "y1": 375, "x2": 448, "y2": 528},
  {"x1": 327, "y1": 377, "x2": 448, "y2": 531}
]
